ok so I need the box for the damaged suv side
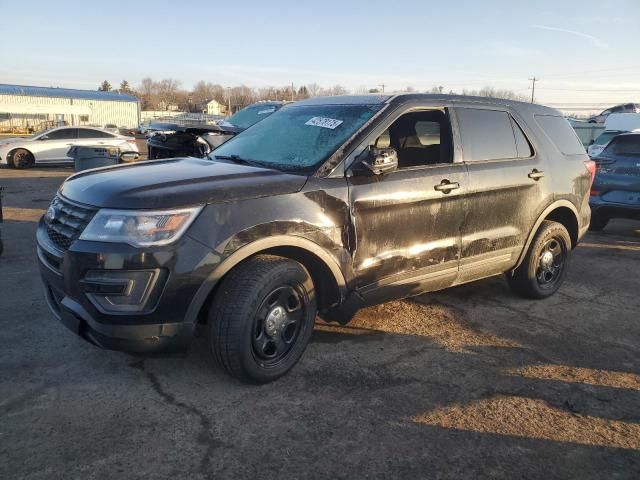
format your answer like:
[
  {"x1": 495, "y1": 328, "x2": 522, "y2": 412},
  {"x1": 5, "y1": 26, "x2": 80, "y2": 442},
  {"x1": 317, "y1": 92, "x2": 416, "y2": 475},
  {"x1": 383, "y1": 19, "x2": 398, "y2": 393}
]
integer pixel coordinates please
[{"x1": 37, "y1": 94, "x2": 594, "y2": 383}]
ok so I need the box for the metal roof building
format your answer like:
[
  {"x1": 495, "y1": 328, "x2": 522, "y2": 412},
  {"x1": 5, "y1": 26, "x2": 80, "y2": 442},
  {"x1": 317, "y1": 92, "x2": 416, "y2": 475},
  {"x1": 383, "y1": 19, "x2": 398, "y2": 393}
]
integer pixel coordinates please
[{"x1": 0, "y1": 84, "x2": 140, "y2": 133}]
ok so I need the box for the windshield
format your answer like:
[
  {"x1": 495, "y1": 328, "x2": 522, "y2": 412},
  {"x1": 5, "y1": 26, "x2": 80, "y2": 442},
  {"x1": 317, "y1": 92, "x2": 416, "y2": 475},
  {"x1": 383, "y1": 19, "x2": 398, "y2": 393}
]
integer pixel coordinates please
[
  {"x1": 604, "y1": 136, "x2": 640, "y2": 156},
  {"x1": 27, "y1": 127, "x2": 53, "y2": 139},
  {"x1": 213, "y1": 104, "x2": 381, "y2": 173},
  {"x1": 223, "y1": 104, "x2": 280, "y2": 130},
  {"x1": 594, "y1": 131, "x2": 623, "y2": 145}
]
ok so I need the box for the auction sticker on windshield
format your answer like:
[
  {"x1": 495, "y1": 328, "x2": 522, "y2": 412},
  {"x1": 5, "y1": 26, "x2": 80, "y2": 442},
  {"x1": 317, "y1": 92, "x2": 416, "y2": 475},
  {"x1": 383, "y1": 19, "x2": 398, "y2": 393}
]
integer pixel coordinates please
[{"x1": 305, "y1": 117, "x2": 343, "y2": 129}]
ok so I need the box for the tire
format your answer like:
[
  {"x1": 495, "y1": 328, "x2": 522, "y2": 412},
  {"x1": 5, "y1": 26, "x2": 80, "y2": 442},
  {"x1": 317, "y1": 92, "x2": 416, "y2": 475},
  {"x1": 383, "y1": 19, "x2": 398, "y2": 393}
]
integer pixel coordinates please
[
  {"x1": 10, "y1": 149, "x2": 35, "y2": 169},
  {"x1": 588, "y1": 213, "x2": 609, "y2": 232},
  {"x1": 208, "y1": 254, "x2": 317, "y2": 383},
  {"x1": 506, "y1": 220, "x2": 571, "y2": 299}
]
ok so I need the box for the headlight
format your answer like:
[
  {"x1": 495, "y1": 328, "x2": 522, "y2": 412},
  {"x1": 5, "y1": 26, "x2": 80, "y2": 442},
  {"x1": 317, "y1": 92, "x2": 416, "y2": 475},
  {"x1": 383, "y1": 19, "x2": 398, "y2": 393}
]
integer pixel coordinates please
[{"x1": 79, "y1": 206, "x2": 203, "y2": 247}]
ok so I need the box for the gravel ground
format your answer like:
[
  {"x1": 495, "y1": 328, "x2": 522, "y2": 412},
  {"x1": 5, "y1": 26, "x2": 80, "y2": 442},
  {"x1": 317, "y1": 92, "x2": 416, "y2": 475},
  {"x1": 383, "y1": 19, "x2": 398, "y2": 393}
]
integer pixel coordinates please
[{"x1": 1, "y1": 166, "x2": 639, "y2": 479}]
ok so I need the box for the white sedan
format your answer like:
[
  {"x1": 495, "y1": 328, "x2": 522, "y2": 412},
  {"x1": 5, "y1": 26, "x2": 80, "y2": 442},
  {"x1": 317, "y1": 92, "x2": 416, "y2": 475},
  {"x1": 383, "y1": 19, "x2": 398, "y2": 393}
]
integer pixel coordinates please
[{"x1": 0, "y1": 126, "x2": 139, "y2": 169}]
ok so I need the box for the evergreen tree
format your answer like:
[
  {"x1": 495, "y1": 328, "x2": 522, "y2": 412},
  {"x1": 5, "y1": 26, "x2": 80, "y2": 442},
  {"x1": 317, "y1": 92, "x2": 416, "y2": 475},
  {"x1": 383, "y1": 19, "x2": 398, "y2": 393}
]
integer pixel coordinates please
[{"x1": 98, "y1": 80, "x2": 112, "y2": 92}]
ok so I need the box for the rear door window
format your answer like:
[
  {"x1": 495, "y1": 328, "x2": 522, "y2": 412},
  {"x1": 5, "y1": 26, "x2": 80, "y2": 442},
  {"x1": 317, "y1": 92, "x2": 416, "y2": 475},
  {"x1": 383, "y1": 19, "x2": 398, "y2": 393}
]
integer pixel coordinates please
[
  {"x1": 78, "y1": 129, "x2": 114, "y2": 139},
  {"x1": 456, "y1": 108, "x2": 517, "y2": 161},
  {"x1": 45, "y1": 128, "x2": 77, "y2": 140},
  {"x1": 535, "y1": 115, "x2": 585, "y2": 155}
]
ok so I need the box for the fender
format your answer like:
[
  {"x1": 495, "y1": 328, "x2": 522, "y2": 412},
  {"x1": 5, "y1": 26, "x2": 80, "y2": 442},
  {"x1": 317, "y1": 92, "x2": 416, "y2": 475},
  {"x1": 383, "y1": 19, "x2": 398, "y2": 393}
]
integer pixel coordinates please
[
  {"x1": 513, "y1": 199, "x2": 580, "y2": 269},
  {"x1": 183, "y1": 235, "x2": 348, "y2": 324}
]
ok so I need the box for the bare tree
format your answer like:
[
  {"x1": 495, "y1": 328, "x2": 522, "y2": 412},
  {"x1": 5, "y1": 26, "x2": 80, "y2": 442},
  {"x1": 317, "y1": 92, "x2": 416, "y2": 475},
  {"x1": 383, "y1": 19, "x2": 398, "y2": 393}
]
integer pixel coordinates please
[
  {"x1": 326, "y1": 85, "x2": 348, "y2": 96},
  {"x1": 306, "y1": 83, "x2": 322, "y2": 97},
  {"x1": 462, "y1": 86, "x2": 527, "y2": 102},
  {"x1": 192, "y1": 81, "x2": 226, "y2": 109},
  {"x1": 138, "y1": 78, "x2": 158, "y2": 110},
  {"x1": 230, "y1": 85, "x2": 256, "y2": 111},
  {"x1": 156, "y1": 78, "x2": 182, "y2": 110}
]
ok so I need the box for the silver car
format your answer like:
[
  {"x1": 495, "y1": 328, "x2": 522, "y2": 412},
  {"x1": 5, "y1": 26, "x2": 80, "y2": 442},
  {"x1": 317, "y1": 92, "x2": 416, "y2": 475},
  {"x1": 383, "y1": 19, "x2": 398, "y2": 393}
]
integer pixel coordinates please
[{"x1": 0, "y1": 126, "x2": 139, "y2": 169}]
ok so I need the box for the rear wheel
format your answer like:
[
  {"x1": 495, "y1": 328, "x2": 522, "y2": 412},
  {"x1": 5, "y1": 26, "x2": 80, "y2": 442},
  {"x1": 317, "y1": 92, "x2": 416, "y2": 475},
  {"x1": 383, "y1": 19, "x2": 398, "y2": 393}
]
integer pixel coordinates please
[
  {"x1": 208, "y1": 255, "x2": 316, "y2": 383},
  {"x1": 588, "y1": 213, "x2": 609, "y2": 232},
  {"x1": 506, "y1": 220, "x2": 571, "y2": 299},
  {"x1": 10, "y1": 149, "x2": 35, "y2": 169}
]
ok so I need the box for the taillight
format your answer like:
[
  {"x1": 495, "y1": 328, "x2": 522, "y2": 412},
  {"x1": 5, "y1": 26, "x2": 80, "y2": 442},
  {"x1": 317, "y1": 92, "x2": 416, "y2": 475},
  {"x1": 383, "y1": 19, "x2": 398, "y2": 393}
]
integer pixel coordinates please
[
  {"x1": 584, "y1": 160, "x2": 596, "y2": 183},
  {"x1": 590, "y1": 188, "x2": 600, "y2": 197}
]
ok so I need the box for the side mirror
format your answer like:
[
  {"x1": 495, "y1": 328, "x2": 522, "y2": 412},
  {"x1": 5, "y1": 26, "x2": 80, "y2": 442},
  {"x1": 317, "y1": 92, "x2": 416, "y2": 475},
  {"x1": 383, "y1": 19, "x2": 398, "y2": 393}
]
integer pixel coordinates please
[
  {"x1": 359, "y1": 147, "x2": 398, "y2": 175},
  {"x1": 119, "y1": 151, "x2": 140, "y2": 163}
]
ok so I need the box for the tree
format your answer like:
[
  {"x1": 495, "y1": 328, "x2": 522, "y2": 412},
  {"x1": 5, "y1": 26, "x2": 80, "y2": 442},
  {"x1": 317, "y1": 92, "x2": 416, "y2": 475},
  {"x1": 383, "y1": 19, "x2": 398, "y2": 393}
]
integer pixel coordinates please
[
  {"x1": 229, "y1": 85, "x2": 256, "y2": 111},
  {"x1": 297, "y1": 85, "x2": 309, "y2": 99},
  {"x1": 118, "y1": 80, "x2": 132, "y2": 94},
  {"x1": 306, "y1": 83, "x2": 322, "y2": 97},
  {"x1": 138, "y1": 77, "x2": 158, "y2": 110},
  {"x1": 462, "y1": 86, "x2": 527, "y2": 102},
  {"x1": 156, "y1": 78, "x2": 181, "y2": 110},
  {"x1": 326, "y1": 85, "x2": 348, "y2": 96},
  {"x1": 192, "y1": 81, "x2": 226, "y2": 108},
  {"x1": 429, "y1": 85, "x2": 444, "y2": 94},
  {"x1": 98, "y1": 80, "x2": 112, "y2": 92}
]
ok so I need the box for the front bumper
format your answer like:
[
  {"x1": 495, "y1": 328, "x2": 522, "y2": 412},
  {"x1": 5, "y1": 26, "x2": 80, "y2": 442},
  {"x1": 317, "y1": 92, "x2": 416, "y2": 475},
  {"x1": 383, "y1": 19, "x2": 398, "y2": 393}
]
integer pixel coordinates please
[{"x1": 37, "y1": 218, "x2": 216, "y2": 353}]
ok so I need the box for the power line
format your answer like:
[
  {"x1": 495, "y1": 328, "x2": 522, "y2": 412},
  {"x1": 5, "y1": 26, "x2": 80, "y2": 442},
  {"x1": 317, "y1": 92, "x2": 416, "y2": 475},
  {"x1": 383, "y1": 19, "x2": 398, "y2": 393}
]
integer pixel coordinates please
[{"x1": 541, "y1": 65, "x2": 640, "y2": 79}]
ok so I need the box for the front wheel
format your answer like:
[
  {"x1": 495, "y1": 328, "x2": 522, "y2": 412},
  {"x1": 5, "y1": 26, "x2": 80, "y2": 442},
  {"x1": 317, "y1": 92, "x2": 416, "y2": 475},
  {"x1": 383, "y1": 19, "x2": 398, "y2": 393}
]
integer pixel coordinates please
[
  {"x1": 208, "y1": 255, "x2": 316, "y2": 383},
  {"x1": 506, "y1": 220, "x2": 571, "y2": 299},
  {"x1": 10, "y1": 149, "x2": 35, "y2": 169}
]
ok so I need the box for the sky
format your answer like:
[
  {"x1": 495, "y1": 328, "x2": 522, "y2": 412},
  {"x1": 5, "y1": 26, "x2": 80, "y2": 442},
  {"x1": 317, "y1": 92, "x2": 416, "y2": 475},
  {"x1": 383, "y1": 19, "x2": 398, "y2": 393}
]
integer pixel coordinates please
[{"x1": 1, "y1": 0, "x2": 639, "y2": 107}]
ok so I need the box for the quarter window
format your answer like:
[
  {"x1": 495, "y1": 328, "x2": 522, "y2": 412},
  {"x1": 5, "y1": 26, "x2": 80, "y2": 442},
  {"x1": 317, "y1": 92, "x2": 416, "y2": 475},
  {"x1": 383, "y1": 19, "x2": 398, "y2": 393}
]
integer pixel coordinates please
[
  {"x1": 456, "y1": 108, "x2": 517, "y2": 161},
  {"x1": 535, "y1": 115, "x2": 585, "y2": 155}
]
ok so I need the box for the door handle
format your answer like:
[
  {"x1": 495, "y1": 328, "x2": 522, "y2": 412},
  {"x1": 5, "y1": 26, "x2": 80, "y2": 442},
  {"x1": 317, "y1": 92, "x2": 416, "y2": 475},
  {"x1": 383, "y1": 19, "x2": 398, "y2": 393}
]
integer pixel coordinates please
[
  {"x1": 434, "y1": 180, "x2": 460, "y2": 193},
  {"x1": 528, "y1": 169, "x2": 544, "y2": 180}
]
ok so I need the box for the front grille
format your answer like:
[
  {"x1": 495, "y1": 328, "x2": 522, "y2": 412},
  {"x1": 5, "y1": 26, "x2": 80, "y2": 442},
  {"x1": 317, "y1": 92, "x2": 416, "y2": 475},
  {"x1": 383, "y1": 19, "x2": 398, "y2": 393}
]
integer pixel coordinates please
[{"x1": 45, "y1": 195, "x2": 96, "y2": 251}]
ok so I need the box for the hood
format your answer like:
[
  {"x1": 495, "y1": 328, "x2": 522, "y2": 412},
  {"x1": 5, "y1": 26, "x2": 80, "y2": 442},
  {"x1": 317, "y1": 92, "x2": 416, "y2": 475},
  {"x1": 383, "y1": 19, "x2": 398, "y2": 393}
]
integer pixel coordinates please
[
  {"x1": 0, "y1": 137, "x2": 27, "y2": 146},
  {"x1": 59, "y1": 157, "x2": 308, "y2": 209}
]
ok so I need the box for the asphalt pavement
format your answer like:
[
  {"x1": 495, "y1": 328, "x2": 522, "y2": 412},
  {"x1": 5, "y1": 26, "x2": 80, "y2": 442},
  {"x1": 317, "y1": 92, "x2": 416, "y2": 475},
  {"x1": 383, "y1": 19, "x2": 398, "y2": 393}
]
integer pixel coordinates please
[{"x1": 1, "y1": 166, "x2": 639, "y2": 479}]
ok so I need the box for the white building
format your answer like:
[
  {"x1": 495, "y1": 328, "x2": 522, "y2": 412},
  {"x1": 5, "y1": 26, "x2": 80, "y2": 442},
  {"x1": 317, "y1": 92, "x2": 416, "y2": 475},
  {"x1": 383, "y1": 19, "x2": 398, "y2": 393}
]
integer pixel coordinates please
[
  {"x1": 206, "y1": 99, "x2": 226, "y2": 116},
  {"x1": 0, "y1": 84, "x2": 140, "y2": 133}
]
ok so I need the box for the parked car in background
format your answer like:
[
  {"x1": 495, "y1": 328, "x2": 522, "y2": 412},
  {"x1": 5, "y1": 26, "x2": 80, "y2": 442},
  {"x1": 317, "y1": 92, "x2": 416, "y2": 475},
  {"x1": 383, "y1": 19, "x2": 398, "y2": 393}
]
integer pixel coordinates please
[
  {"x1": 0, "y1": 126, "x2": 138, "y2": 168},
  {"x1": 147, "y1": 123, "x2": 231, "y2": 159},
  {"x1": 587, "y1": 113, "x2": 640, "y2": 157},
  {"x1": 103, "y1": 124, "x2": 120, "y2": 134},
  {"x1": 37, "y1": 94, "x2": 593, "y2": 383},
  {"x1": 588, "y1": 130, "x2": 626, "y2": 157},
  {"x1": 219, "y1": 101, "x2": 285, "y2": 131},
  {"x1": 147, "y1": 101, "x2": 285, "y2": 159},
  {"x1": 587, "y1": 103, "x2": 640, "y2": 124},
  {"x1": 589, "y1": 132, "x2": 640, "y2": 230}
]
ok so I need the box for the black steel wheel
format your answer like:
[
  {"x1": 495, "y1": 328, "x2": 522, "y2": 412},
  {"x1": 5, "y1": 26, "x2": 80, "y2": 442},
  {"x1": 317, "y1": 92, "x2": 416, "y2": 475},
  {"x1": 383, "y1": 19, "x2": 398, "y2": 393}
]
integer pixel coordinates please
[
  {"x1": 208, "y1": 254, "x2": 316, "y2": 383},
  {"x1": 506, "y1": 220, "x2": 571, "y2": 299},
  {"x1": 535, "y1": 237, "x2": 566, "y2": 289},
  {"x1": 251, "y1": 285, "x2": 308, "y2": 366}
]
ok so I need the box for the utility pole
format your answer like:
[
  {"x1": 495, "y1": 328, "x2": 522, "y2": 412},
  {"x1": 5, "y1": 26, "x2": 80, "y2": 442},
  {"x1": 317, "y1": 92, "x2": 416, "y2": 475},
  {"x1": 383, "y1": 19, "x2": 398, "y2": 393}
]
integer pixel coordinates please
[
  {"x1": 378, "y1": 84, "x2": 385, "y2": 93},
  {"x1": 226, "y1": 87, "x2": 231, "y2": 115},
  {"x1": 529, "y1": 76, "x2": 538, "y2": 103},
  {"x1": 291, "y1": 81, "x2": 295, "y2": 101}
]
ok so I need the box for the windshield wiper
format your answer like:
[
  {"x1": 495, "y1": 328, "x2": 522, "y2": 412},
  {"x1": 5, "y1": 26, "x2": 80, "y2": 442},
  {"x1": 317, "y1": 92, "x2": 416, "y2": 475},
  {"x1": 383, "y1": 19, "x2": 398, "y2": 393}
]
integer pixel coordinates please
[{"x1": 213, "y1": 154, "x2": 264, "y2": 168}]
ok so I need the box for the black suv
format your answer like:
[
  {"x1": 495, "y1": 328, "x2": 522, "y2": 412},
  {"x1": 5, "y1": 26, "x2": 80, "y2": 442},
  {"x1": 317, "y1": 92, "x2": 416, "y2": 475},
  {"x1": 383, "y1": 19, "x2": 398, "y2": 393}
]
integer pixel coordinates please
[{"x1": 37, "y1": 94, "x2": 594, "y2": 383}]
